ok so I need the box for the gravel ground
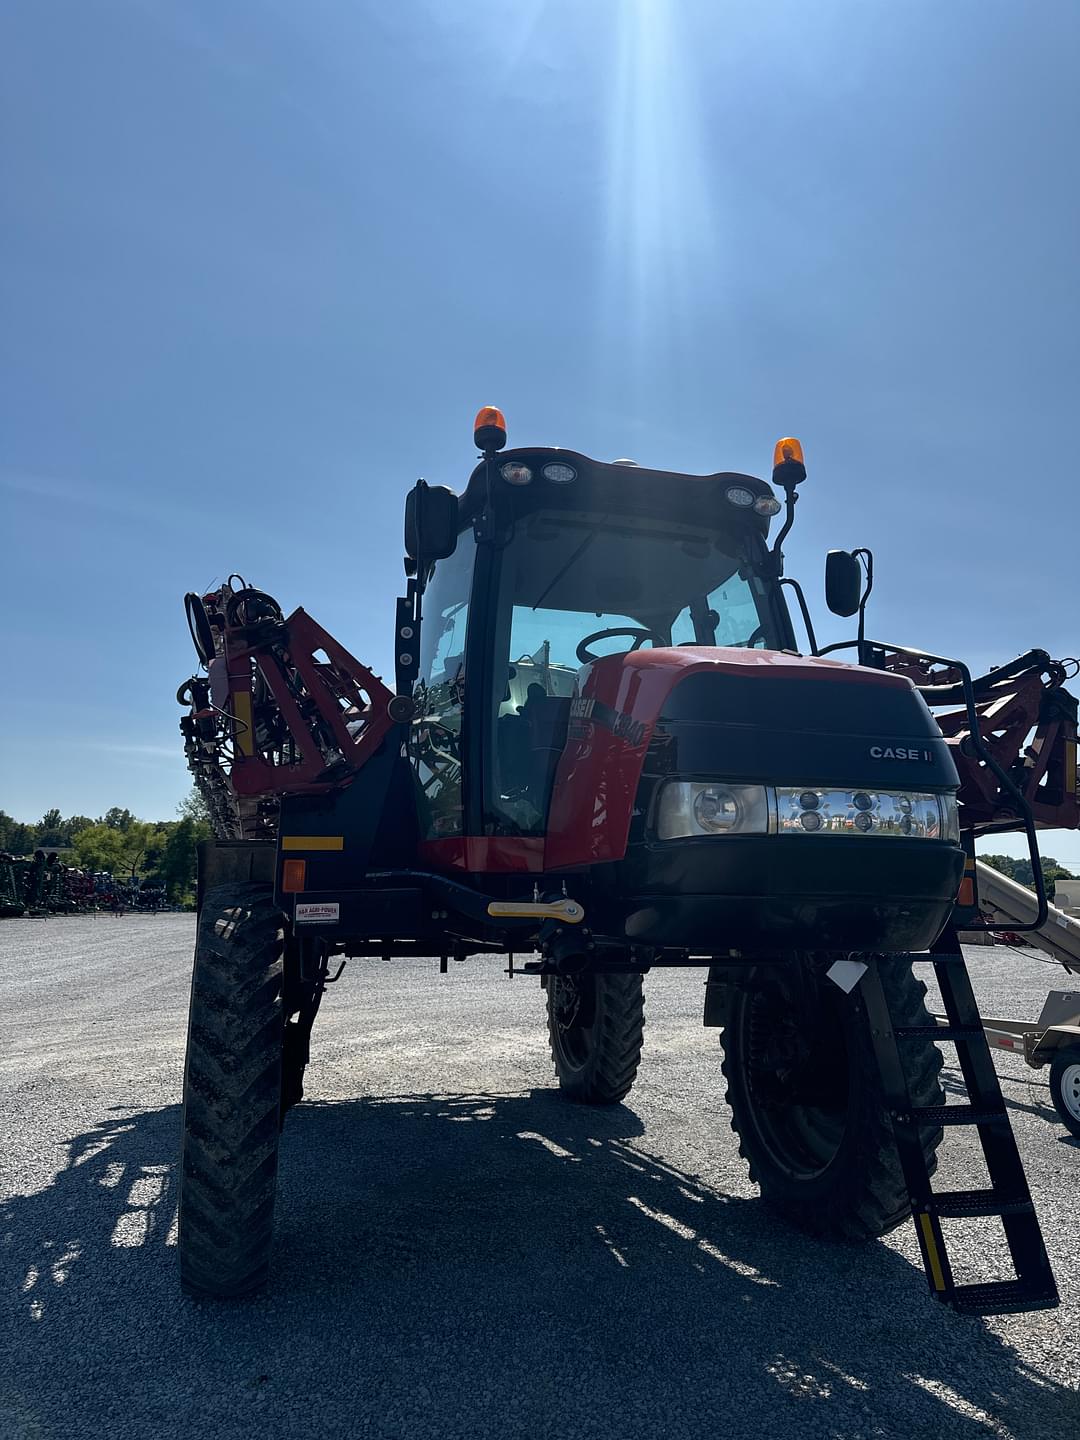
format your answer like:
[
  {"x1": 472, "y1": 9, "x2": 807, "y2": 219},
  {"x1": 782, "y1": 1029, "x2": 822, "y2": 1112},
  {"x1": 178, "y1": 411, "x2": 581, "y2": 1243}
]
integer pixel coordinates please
[{"x1": 1, "y1": 915, "x2": 1077, "y2": 1440}]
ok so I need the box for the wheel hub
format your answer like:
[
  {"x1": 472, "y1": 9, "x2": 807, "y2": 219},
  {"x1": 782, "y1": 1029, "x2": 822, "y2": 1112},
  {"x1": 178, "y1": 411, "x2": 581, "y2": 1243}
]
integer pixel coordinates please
[{"x1": 1060, "y1": 1061, "x2": 1080, "y2": 1122}]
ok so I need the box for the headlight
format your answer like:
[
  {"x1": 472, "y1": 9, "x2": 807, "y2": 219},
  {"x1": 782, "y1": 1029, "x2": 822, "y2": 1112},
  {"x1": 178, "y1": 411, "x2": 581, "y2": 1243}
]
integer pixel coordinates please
[
  {"x1": 775, "y1": 788, "x2": 959, "y2": 842},
  {"x1": 656, "y1": 782, "x2": 770, "y2": 839},
  {"x1": 654, "y1": 782, "x2": 959, "y2": 842}
]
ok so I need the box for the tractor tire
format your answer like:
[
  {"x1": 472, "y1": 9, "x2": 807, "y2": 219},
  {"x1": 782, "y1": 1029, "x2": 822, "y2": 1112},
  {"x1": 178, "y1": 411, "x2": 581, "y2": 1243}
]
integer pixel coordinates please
[
  {"x1": 547, "y1": 972, "x2": 644, "y2": 1105},
  {"x1": 1048, "y1": 1044, "x2": 1080, "y2": 1139},
  {"x1": 721, "y1": 957, "x2": 943, "y2": 1239},
  {"x1": 179, "y1": 882, "x2": 285, "y2": 1298}
]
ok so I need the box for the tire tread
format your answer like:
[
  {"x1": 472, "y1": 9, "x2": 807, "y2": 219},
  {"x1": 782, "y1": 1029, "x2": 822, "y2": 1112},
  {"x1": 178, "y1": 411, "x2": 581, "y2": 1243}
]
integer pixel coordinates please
[{"x1": 179, "y1": 882, "x2": 284, "y2": 1298}]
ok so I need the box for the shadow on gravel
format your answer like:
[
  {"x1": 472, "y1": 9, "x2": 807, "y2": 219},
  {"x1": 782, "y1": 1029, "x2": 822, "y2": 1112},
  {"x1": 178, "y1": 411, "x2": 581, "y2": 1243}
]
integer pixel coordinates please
[{"x1": 2, "y1": 1092, "x2": 1077, "y2": 1440}]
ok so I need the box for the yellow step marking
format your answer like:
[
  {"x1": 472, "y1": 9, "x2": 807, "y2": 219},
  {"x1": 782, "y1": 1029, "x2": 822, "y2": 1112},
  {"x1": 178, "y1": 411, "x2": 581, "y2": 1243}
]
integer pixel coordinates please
[
  {"x1": 918, "y1": 1212, "x2": 947, "y2": 1291},
  {"x1": 281, "y1": 836, "x2": 345, "y2": 852}
]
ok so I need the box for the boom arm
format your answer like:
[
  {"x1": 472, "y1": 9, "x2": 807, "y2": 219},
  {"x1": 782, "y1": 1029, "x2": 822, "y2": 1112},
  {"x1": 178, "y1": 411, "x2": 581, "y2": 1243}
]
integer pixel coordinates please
[{"x1": 179, "y1": 582, "x2": 395, "y2": 840}]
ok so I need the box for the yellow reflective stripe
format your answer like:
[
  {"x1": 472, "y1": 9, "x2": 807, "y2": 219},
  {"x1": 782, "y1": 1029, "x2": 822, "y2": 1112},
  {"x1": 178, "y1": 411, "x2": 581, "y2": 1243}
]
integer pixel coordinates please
[
  {"x1": 918, "y1": 1212, "x2": 947, "y2": 1291},
  {"x1": 281, "y1": 836, "x2": 345, "y2": 852},
  {"x1": 1067, "y1": 740, "x2": 1077, "y2": 798},
  {"x1": 233, "y1": 691, "x2": 255, "y2": 756}
]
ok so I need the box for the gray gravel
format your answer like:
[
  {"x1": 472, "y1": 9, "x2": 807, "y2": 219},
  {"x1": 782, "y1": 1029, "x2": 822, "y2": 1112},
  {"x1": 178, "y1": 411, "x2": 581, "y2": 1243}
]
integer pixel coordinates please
[{"x1": 1, "y1": 915, "x2": 1077, "y2": 1440}]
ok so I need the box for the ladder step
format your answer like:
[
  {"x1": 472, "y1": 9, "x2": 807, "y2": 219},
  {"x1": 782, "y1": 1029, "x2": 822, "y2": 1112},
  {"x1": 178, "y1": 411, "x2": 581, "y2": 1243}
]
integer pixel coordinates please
[
  {"x1": 909, "y1": 1104, "x2": 1007, "y2": 1126},
  {"x1": 895, "y1": 1023, "x2": 984, "y2": 1039},
  {"x1": 948, "y1": 1279, "x2": 1059, "y2": 1316},
  {"x1": 930, "y1": 1189, "x2": 1034, "y2": 1219}
]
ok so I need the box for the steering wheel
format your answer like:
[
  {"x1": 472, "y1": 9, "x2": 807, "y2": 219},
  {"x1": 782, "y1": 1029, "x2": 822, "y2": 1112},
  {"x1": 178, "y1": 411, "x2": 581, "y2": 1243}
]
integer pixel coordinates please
[{"x1": 575, "y1": 627, "x2": 666, "y2": 665}]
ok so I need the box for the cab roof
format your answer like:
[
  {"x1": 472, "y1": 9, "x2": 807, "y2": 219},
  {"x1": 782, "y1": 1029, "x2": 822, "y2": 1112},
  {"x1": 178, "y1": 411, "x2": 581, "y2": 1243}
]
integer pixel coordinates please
[{"x1": 459, "y1": 448, "x2": 778, "y2": 538}]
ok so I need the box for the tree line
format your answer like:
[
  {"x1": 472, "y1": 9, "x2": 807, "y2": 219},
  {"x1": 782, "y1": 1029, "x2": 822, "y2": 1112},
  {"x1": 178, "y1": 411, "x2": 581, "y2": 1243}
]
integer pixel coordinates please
[{"x1": 0, "y1": 793, "x2": 211, "y2": 904}]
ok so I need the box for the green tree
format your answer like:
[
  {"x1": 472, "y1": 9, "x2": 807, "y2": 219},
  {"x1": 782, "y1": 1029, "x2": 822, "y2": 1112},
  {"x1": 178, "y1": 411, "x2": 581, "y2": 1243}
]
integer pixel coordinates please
[
  {"x1": 118, "y1": 821, "x2": 166, "y2": 881},
  {"x1": 0, "y1": 812, "x2": 35, "y2": 854},
  {"x1": 162, "y1": 817, "x2": 209, "y2": 902},
  {"x1": 74, "y1": 824, "x2": 127, "y2": 873},
  {"x1": 177, "y1": 788, "x2": 212, "y2": 825},
  {"x1": 38, "y1": 808, "x2": 66, "y2": 846},
  {"x1": 65, "y1": 815, "x2": 94, "y2": 840},
  {"x1": 102, "y1": 807, "x2": 136, "y2": 832},
  {"x1": 138, "y1": 824, "x2": 173, "y2": 886}
]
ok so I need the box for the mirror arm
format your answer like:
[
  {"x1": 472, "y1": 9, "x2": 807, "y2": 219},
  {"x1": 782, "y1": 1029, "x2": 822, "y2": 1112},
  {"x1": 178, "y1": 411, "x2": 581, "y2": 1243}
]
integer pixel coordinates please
[
  {"x1": 779, "y1": 578, "x2": 819, "y2": 655},
  {"x1": 768, "y1": 487, "x2": 799, "y2": 577},
  {"x1": 853, "y1": 547, "x2": 874, "y2": 665},
  {"x1": 473, "y1": 452, "x2": 499, "y2": 545}
]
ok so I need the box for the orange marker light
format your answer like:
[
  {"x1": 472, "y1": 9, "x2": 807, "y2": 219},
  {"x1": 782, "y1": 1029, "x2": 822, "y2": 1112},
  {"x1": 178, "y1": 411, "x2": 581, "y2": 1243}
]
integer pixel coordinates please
[
  {"x1": 282, "y1": 859, "x2": 306, "y2": 893},
  {"x1": 773, "y1": 437, "x2": 805, "y2": 468},
  {"x1": 474, "y1": 405, "x2": 507, "y2": 452}
]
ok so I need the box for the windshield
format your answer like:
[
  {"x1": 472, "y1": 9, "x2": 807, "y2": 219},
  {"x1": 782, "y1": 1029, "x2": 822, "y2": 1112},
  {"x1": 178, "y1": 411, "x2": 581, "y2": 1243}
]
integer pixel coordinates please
[{"x1": 488, "y1": 508, "x2": 781, "y2": 834}]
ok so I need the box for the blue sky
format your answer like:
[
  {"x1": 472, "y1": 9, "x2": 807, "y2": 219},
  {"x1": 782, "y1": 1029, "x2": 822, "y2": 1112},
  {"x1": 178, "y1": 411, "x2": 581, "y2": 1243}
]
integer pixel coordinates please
[{"x1": 2, "y1": 1, "x2": 1077, "y2": 866}]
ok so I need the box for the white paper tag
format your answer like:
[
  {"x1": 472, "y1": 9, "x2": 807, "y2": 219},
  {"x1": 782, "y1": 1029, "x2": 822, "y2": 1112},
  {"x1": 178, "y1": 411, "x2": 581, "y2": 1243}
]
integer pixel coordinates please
[
  {"x1": 295, "y1": 901, "x2": 340, "y2": 924},
  {"x1": 826, "y1": 958, "x2": 868, "y2": 994}
]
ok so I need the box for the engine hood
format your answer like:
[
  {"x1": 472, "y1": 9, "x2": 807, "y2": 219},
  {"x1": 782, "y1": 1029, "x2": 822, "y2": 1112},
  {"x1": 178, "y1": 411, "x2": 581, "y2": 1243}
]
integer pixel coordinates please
[{"x1": 544, "y1": 647, "x2": 957, "y2": 869}]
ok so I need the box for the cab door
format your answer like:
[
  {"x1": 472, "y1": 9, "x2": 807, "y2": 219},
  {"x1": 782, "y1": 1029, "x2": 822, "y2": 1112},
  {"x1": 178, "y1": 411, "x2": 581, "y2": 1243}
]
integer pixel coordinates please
[{"x1": 409, "y1": 540, "x2": 476, "y2": 840}]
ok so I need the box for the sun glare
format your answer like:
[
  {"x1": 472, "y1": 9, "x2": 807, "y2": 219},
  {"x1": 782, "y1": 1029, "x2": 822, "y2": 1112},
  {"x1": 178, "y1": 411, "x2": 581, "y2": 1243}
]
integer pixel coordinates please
[{"x1": 601, "y1": 1, "x2": 717, "y2": 409}]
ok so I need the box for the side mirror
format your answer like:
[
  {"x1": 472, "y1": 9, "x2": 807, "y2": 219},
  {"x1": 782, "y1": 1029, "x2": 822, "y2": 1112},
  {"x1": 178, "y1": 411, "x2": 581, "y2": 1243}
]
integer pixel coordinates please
[
  {"x1": 405, "y1": 482, "x2": 458, "y2": 564},
  {"x1": 825, "y1": 550, "x2": 863, "y2": 617}
]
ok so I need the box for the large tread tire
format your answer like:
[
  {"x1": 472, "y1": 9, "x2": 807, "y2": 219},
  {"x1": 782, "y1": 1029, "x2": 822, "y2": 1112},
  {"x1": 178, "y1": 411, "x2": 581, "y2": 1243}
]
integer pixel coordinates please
[
  {"x1": 721, "y1": 957, "x2": 943, "y2": 1240},
  {"x1": 547, "y1": 972, "x2": 645, "y2": 1105},
  {"x1": 179, "y1": 882, "x2": 285, "y2": 1298}
]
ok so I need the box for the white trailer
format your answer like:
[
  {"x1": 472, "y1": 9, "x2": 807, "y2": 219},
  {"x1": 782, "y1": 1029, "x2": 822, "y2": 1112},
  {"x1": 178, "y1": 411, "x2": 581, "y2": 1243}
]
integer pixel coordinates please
[{"x1": 946, "y1": 862, "x2": 1080, "y2": 1136}]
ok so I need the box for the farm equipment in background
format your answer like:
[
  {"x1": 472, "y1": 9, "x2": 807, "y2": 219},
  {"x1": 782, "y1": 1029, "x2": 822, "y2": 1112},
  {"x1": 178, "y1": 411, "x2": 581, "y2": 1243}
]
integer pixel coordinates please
[
  {"x1": 0, "y1": 854, "x2": 24, "y2": 917},
  {"x1": 0, "y1": 859, "x2": 172, "y2": 917},
  {"x1": 176, "y1": 409, "x2": 1079, "y2": 1313}
]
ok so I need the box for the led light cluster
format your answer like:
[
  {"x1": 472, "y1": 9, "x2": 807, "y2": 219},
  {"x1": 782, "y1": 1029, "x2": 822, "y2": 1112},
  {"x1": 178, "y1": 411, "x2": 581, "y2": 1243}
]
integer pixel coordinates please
[
  {"x1": 724, "y1": 485, "x2": 781, "y2": 517},
  {"x1": 499, "y1": 461, "x2": 578, "y2": 487},
  {"x1": 656, "y1": 780, "x2": 959, "y2": 842},
  {"x1": 775, "y1": 788, "x2": 958, "y2": 841}
]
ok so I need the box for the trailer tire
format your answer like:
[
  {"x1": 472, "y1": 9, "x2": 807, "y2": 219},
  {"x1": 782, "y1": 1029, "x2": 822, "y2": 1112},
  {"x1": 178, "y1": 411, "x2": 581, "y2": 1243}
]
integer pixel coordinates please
[
  {"x1": 179, "y1": 882, "x2": 285, "y2": 1298},
  {"x1": 1048, "y1": 1044, "x2": 1080, "y2": 1139},
  {"x1": 548, "y1": 972, "x2": 644, "y2": 1105},
  {"x1": 721, "y1": 957, "x2": 943, "y2": 1239}
]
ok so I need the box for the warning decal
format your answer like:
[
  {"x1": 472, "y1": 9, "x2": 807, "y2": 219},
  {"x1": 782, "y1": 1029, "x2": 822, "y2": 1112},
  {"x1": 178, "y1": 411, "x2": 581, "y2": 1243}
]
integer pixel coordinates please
[{"x1": 295, "y1": 901, "x2": 340, "y2": 924}]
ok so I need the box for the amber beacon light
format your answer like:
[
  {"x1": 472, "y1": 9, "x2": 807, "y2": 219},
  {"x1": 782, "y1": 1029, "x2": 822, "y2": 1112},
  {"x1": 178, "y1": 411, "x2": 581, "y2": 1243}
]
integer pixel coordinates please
[
  {"x1": 772, "y1": 435, "x2": 807, "y2": 490},
  {"x1": 474, "y1": 406, "x2": 507, "y2": 452}
]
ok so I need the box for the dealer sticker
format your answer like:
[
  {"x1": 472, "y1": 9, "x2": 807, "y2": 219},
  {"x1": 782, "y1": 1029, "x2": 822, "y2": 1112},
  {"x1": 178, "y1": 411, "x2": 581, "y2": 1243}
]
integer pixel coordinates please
[{"x1": 295, "y1": 901, "x2": 340, "y2": 924}]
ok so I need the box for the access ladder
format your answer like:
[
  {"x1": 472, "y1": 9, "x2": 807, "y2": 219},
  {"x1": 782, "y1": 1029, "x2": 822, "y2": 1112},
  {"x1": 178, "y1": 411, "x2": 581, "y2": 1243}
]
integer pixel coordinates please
[{"x1": 861, "y1": 930, "x2": 1059, "y2": 1316}]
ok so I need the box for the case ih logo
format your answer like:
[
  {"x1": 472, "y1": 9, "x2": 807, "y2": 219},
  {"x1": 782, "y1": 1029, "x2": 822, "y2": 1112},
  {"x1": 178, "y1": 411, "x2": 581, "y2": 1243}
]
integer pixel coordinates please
[
  {"x1": 569, "y1": 696, "x2": 646, "y2": 747},
  {"x1": 869, "y1": 745, "x2": 933, "y2": 762}
]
